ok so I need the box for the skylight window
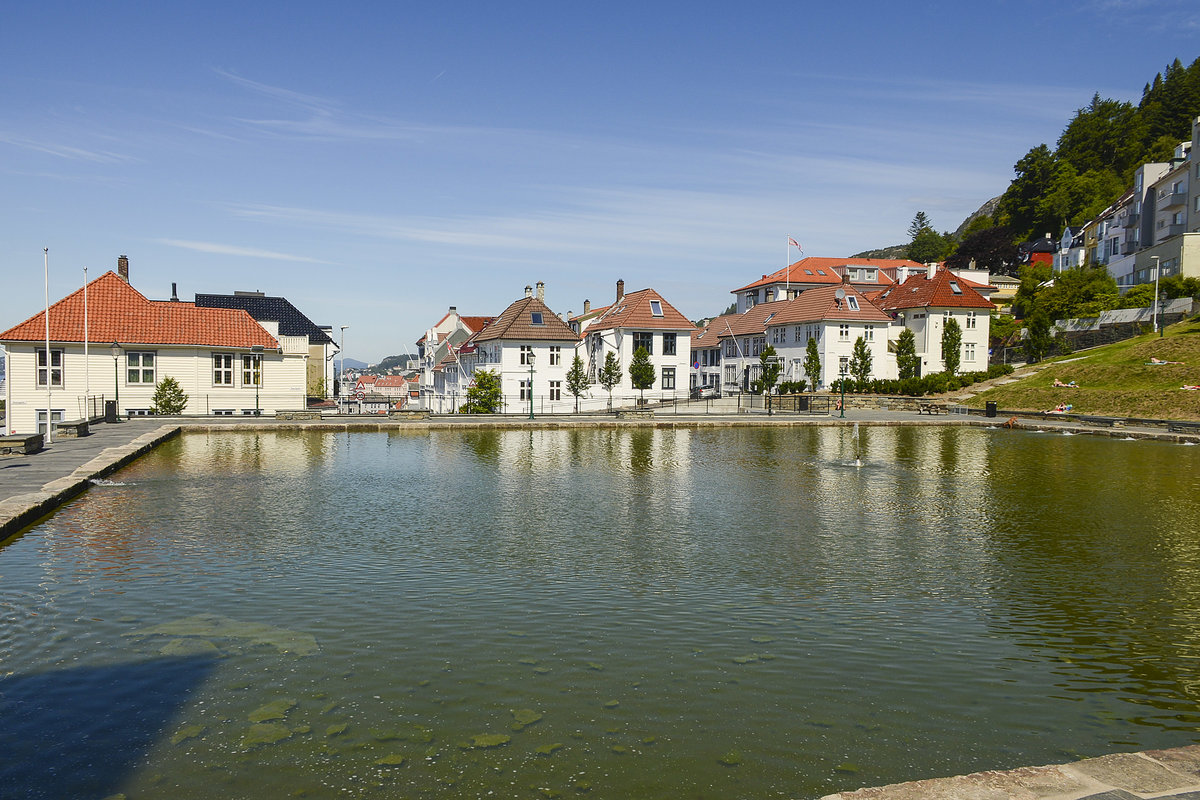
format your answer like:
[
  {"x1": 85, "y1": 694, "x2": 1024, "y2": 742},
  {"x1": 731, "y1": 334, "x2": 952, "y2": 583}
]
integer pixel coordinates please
[
  {"x1": 531, "y1": 312, "x2": 544, "y2": 325},
  {"x1": 649, "y1": 300, "x2": 663, "y2": 316},
  {"x1": 816, "y1": 270, "x2": 826, "y2": 276},
  {"x1": 847, "y1": 296, "x2": 859, "y2": 311},
  {"x1": 804, "y1": 269, "x2": 813, "y2": 275},
  {"x1": 764, "y1": 313, "x2": 775, "y2": 323},
  {"x1": 949, "y1": 281, "x2": 962, "y2": 294}
]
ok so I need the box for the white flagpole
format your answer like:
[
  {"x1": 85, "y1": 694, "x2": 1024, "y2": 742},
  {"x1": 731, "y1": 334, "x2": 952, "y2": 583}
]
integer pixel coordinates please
[
  {"x1": 786, "y1": 236, "x2": 791, "y2": 299},
  {"x1": 44, "y1": 248, "x2": 53, "y2": 444},
  {"x1": 83, "y1": 266, "x2": 90, "y2": 407}
]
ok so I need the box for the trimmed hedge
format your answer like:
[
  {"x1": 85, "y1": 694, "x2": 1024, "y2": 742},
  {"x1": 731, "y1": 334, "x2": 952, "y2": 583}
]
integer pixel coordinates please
[{"x1": 821, "y1": 363, "x2": 1014, "y2": 397}]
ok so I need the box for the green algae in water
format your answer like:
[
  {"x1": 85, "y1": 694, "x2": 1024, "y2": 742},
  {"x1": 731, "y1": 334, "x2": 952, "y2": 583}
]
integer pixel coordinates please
[
  {"x1": 170, "y1": 724, "x2": 206, "y2": 745},
  {"x1": 641, "y1": 736, "x2": 656, "y2": 745},
  {"x1": 719, "y1": 750, "x2": 743, "y2": 766},
  {"x1": 376, "y1": 754, "x2": 406, "y2": 766},
  {"x1": 732, "y1": 654, "x2": 760, "y2": 664},
  {"x1": 750, "y1": 636, "x2": 775, "y2": 644},
  {"x1": 159, "y1": 638, "x2": 221, "y2": 657},
  {"x1": 128, "y1": 614, "x2": 319, "y2": 656},
  {"x1": 585, "y1": 662, "x2": 604, "y2": 671},
  {"x1": 468, "y1": 733, "x2": 511, "y2": 748},
  {"x1": 533, "y1": 665, "x2": 552, "y2": 674},
  {"x1": 603, "y1": 700, "x2": 620, "y2": 709},
  {"x1": 518, "y1": 657, "x2": 539, "y2": 665},
  {"x1": 248, "y1": 698, "x2": 296, "y2": 722},
  {"x1": 511, "y1": 708, "x2": 543, "y2": 730},
  {"x1": 242, "y1": 723, "x2": 293, "y2": 748},
  {"x1": 535, "y1": 742, "x2": 563, "y2": 755},
  {"x1": 836, "y1": 762, "x2": 860, "y2": 774},
  {"x1": 325, "y1": 723, "x2": 348, "y2": 737},
  {"x1": 610, "y1": 744, "x2": 629, "y2": 754}
]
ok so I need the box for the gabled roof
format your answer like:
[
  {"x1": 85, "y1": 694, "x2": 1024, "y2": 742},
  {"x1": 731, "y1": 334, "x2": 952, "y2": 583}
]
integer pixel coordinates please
[
  {"x1": 717, "y1": 300, "x2": 792, "y2": 339},
  {"x1": 472, "y1": 295, "x2": 579, "y2": 343},
  {"x1": 0, "y1": 271, "x2": 278, "y2": 349},
  {"x1": 733, "y1": 257, "x2": 926, "y2": 293},
  {"x1": 692, "y1": 313, "x2": 740, "y2": 347},
  {"x1": 767, "y1": 284, "x2": 894, "y2": 326},
  {"x1": 194, "y1": 292, "x2": 334, "y2": 345},
  {"x1": 874, "y1": 267, "x2": 995, "y2": 312},
  {"x1": 373, "y1": 375, "x2": 408, "y2": 388},
  {"x1": 416, "y1": 311, "x2": 495, "y2": 346},
  {"x1": 586, "y1": 288, "x2": 694, "y2": 332}
]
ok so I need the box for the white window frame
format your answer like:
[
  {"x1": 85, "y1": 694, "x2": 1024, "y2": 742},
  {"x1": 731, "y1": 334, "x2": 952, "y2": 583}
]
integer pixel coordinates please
[
  {"x1": 549, "y1": 380, "x2": 562, "y2": 400},
  {"x1": 649, "y1": 300, "x2": 663, "y2": 317},
  {"x1": 520, "y1": 345, "x2": 533, "y2": 365},
  {"x1": 838, "y1": 324, "x2": 850, "y2": 342},
  {"x1": 965, "y1": 312, "x2": 977, "y2": 330},
  {"x1": 864, "y1": 325, "x2": 874, "y2": 342},
  {"x1": 549, "y1": 345, "x2": 561, "y2": 366},
  {"x1": 126, "y1": 351, "x2": 156, "y2": 385},
  {"x1": 662, "y1": 367, "x2": 676, "y2": 390},
  {"x1": 242, "y1": 353, "x2": 261, "y2": 387},
  {"x1": 964, "y1": 342, "x2": 976, "y2": 362},
  {"x1": 519, "y1": 380, "x2": 531, "y2": 401},
  {"x1": 213, "y1": 353, "x2": 234, "y2": 386},
  {"x1": 36, "y1": 348, "x2": 64, "y2": 387}
]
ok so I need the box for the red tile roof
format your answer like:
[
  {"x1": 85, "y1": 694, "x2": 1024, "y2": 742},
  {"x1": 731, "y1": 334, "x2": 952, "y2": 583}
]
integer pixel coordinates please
[
  {"x1": 718, "y1": 300, "x2": 792, "y2": 338},
  {"x1": 586, "y1": 288, "x2": 694, "y2": 332},
  {"x1": 373, "y1": 376, "x2": 408, "y2": 388},
  {"x1": 691, "y1": 313, "x2": 740, "y2": 347},
  {"x1": 472, "y1": 295, "x2": 579, "y2": 343},
  {"x1": 733, "y1": 257, "x2": 926, "y2": 293},
  {"x1": 874, "y1": 267, "x2": 995, "y2": 312},
  {"x1": 0, "y1": 271, "x2": 278, "y2": 348},
  {"x1": 766, "y1": 284, "x2": 894, "y2": 326}
]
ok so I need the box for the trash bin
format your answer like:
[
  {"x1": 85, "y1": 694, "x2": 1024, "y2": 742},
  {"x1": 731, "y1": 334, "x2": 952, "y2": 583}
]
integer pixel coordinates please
[
  {"x1": 798, "y1": 396, "x2": 809, "y2": 412},
  {"x1": 104, "y1": 400, "x2": 118, "y2": 423},
  {"x1": 985, "y1": 401, "x2": 997, "y2": 418}
]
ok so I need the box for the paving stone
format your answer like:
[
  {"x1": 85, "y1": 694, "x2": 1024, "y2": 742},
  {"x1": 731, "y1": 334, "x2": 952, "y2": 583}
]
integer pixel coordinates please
[
  {"x1": 1069, "y1": 752, "x2": 1195, "y2": 794},
  {"x1": 1145, "y1": 745, "x2": 1200, "y2": 781},
  {"x1": 820, "y1": 764, "x2": 1090, "y2": 800}
]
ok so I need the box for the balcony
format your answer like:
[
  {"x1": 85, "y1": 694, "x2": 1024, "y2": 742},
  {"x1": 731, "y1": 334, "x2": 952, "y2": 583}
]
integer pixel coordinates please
[
  {"x1": 1161, "y1": 223, "x2": 1185, "y2": 239},
  {"x1": 1122, "y1": 241, "x2": 1140, "y2": 255},
  {"x1": 1122, "y1": 213, "x2": 1140, "y2": 229},
  {"x1": 1157, "y1": 191, "x2": 1187, "y2": 210}
]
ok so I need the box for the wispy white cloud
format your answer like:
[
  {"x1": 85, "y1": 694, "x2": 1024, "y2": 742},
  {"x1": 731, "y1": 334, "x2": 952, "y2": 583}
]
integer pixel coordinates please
[
  {"x1": 155, "y1": 238, "x2": 332, "y2": 264},
  {"x1": 0, "y1": 133, "x2": 134, "y2": 164}
]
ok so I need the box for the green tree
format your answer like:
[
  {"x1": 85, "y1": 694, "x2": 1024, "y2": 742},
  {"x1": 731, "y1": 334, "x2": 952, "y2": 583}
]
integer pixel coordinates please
[
  {"x1": 848, "y1": 336, "x2": 872, "y2": 389},
  {"x1": 758, "y1": 345, "x2": 782, "y2": 396},
  {"x1": 1033, "y1": 266, "x2": 1119, "y2": 321},
  {"x1": 803, "y1": 337, "x2": 821, "y2": 391},
  {"x1": 628, "y1": 346, "x2": 656, "y2": 404},
  {"x1": 459, "y1": 369, "x2": 502, "y2": 414},
  {"x1": 1012, "y1": 263, "x2": 1054, "y2": 319},
  {"x1": 941, "y1": 318, "x2": 962, "y2": 375},
  {"x1": 598, "y1": 351, "x2": 623, "y2": 411},
  {"x1": 996, "y1": 144, "x2": 1058, "y2": 241},
  {"x1": 944, "y1": 225, "x2": 1019, "y2": 274},
  {"x1": 1024, "y1": 311, "x2": 1052, "y2": 363},
  {"x1": 906, "y1": 212, "x2": 954, "y2": 264},
  {"x1": 908, "y1": 211, "x2": 933, "y2": 240},
  {"x1": 149, "y1": 375, "x2": 188, "y2": 415},
  {"x1": 895, "y1": 327, "x2": 919, "y2": 380},
  {"x1": 565, "y1": 354, "x2": 589, "y2": 413}
]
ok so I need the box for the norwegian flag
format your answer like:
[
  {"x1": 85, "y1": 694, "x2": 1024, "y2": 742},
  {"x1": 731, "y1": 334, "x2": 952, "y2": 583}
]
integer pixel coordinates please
[{"x1": 788, "y1": 237, "x2": 801, "y2": 249}]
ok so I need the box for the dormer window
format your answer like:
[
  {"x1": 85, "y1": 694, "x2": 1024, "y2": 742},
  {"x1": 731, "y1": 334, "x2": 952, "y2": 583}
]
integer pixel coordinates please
[
  {"x1": 649, "y1": 300, "x2": 663, "y2": 317},
  {"x1": 531, "y1": 312, "x2": 544, "y2": 325}
]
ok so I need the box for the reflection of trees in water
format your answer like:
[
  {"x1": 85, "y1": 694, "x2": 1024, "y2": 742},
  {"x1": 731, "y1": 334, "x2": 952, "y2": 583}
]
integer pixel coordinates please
[{"x1": 462, "y1": 429, "x2": 501, "y2": 465}]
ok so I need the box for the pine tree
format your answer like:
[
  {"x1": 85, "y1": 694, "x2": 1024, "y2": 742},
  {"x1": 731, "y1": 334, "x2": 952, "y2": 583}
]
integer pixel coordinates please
[
  {"x1": 941, "y1": 318, "x2": 963, "y2": 375},
  {"x1": 149, "y1": 376, "x2": 188, "y2": 415},
  {"x1": 628, "y1": 346, "x2": 656, "y2": 404},
  {"x1": 848, "y1": 336, "x2": 872, "y2": 389},
  {"x1": 599, "y1": 351, "x2": 623, "y2": 411},
  {"x1": 565, "y1": 355, "x2": 589, "y2": 413},
  {"x1": 803, "y1": 336, "x2": 821, "y2": 391},
  {"x1": 896, "y1": 328, "x2": 919, "y2": 380}
]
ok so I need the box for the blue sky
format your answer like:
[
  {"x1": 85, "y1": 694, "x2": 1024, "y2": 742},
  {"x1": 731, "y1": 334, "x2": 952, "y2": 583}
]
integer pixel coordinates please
[{"x1": 3, "y1": 1, "x2": 1198, "y2": 362}]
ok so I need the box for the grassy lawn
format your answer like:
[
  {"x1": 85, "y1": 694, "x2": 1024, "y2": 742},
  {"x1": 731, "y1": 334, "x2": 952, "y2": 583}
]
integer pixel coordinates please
[{"x1": 967, "y1": 315, "x2": 1200, "y2": 420}]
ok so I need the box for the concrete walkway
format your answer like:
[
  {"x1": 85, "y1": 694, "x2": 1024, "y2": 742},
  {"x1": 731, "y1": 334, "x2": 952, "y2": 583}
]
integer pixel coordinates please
[{"x1": 821, "y1": 745, "x2": 1200, "y2": 800}]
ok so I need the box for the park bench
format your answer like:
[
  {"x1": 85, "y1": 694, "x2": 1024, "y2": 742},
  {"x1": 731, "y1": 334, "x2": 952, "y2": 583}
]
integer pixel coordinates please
[
  {"x1": 916, "y1": 401, "x2": 945, "y2": 415},
  {"x1": 0, "y1": 433, "x2": 44, "y2": 456},
  {"x1": 1077, "y1": 415, "x2": 1121, "y2": 428}
]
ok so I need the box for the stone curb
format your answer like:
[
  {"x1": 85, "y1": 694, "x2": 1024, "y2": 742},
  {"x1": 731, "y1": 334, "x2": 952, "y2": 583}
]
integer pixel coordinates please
[{"x1": 0, "y1": 425, "x2": 181, "y2": 542}]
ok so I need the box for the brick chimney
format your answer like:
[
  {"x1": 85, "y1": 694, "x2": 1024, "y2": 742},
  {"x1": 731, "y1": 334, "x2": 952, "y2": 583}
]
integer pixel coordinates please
[
  {"x1": 117, "y1": 254, "x2": 129, "y2": 283},
  {"x1": 536, "y1": 281, "x2": 545, "y2": 302},
  {"x1": 583, "y1": 299, "x2": 591, "y2": 314},
  {"x1": 616, "y1": 279, "x2": 624, "y2": 302},
  {"x1": 525, "y1": 285, "x2": 533, "y2": 298}
]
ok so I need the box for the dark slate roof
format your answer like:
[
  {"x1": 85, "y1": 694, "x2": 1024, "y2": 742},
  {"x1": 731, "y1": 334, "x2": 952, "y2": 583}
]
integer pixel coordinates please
[{"x1": 194, "y1": 293, "x2": 335, "y2": 345}]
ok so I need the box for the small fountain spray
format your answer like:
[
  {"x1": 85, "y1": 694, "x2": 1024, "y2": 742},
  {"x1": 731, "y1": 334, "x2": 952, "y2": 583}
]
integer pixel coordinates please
[{"x1": 852, "y1": 422, "x2": 862, "y2": 468}]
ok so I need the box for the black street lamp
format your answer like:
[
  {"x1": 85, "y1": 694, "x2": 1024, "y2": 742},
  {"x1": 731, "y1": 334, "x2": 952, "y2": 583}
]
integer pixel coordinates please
[
  {"x1": 527, "y1": 350, "x2": 536, "y2": 420},
  {"x1": 251, "y1": 344, "x2": 264, "y2": 414},
  {"x1": 839, "y1": 360, "x2": 847, "y2": 419},
  {"x1": 109, "y1": 341, "x2": 121, "y2": 422}
]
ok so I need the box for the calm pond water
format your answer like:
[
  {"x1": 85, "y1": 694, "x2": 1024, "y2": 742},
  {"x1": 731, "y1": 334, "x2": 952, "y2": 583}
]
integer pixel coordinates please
[{"x1": 3, "y1": 426, "x2": 1200, "y2": 799}]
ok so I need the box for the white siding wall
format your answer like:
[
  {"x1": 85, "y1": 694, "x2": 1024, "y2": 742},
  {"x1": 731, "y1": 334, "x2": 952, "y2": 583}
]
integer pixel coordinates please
[{"x1": 2, "y1": 343, "x2": 306, "y2": 433}]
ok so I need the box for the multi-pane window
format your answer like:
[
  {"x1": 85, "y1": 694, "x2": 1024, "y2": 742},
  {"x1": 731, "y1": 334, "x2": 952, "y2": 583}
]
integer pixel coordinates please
[
  {"x1": 964, "y1": 342, "x2": 976, "y2": 362},
  {"x1": 519, "y1": 380, "x2": 531, "y2": 401},
  {"x1": 633, "y1": 332, "x2": 654, "y2": 354},
  {"x1": 965, "y1": 312, "x2": 977, "y2": 329},
  {"x1": 662, "y1": 367, "x2": 676, "y2": 390},
  {"x1": 549, "y1": 345, "x2": 561, "y2": 366},
  {"x1": 549, "y1": 380, "x2": 562, "y2": 400},
  {"x1": 36, "y1": 348, "x2": 64, "y2": 387},
  {"x1": 839, "y1": 324, "x2": 850, "y2": 341},
  {"x1": 242, "y1": 354, "x2": 261, "y2": 386},
  {"x1": 724, "y1": 339, "x2": 737, "y2": 357},
  {"x1": 724, "y1": 365, "x2": 737, "y2": 385},
  {"x1": 771, "y1": 327, "x2": 786, "y2": 344},
  {"x1": 213, "y1": 353, "x2": 234, "y2": 385},
  {"x1": 752, "y1": 337, "x2": 765, "y2": 357},
  {"x1": 520, "y1": 345, "x2": 533, "y2": 365},
  {"x1": 126, "y1": 352, "x2": 155, "y2": 384},
  {"x1": 839, "y1": 356, "x2": 849, "y2": 375},
  {"x1": 794, "y1": 326, "x2": 803, "y2": 343},
  {"x1": 864, "y1": 325, "x2": 874, "y2": 342},
  {"x1": 662, "y1": 332, "x2": 677, "y2": 355}
]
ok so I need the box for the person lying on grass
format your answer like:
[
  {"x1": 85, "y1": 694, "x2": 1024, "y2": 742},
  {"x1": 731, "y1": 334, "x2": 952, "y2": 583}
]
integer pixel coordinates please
[{"x1": 1052, "y1": 379, "x2": 1078, "y2": 388}]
